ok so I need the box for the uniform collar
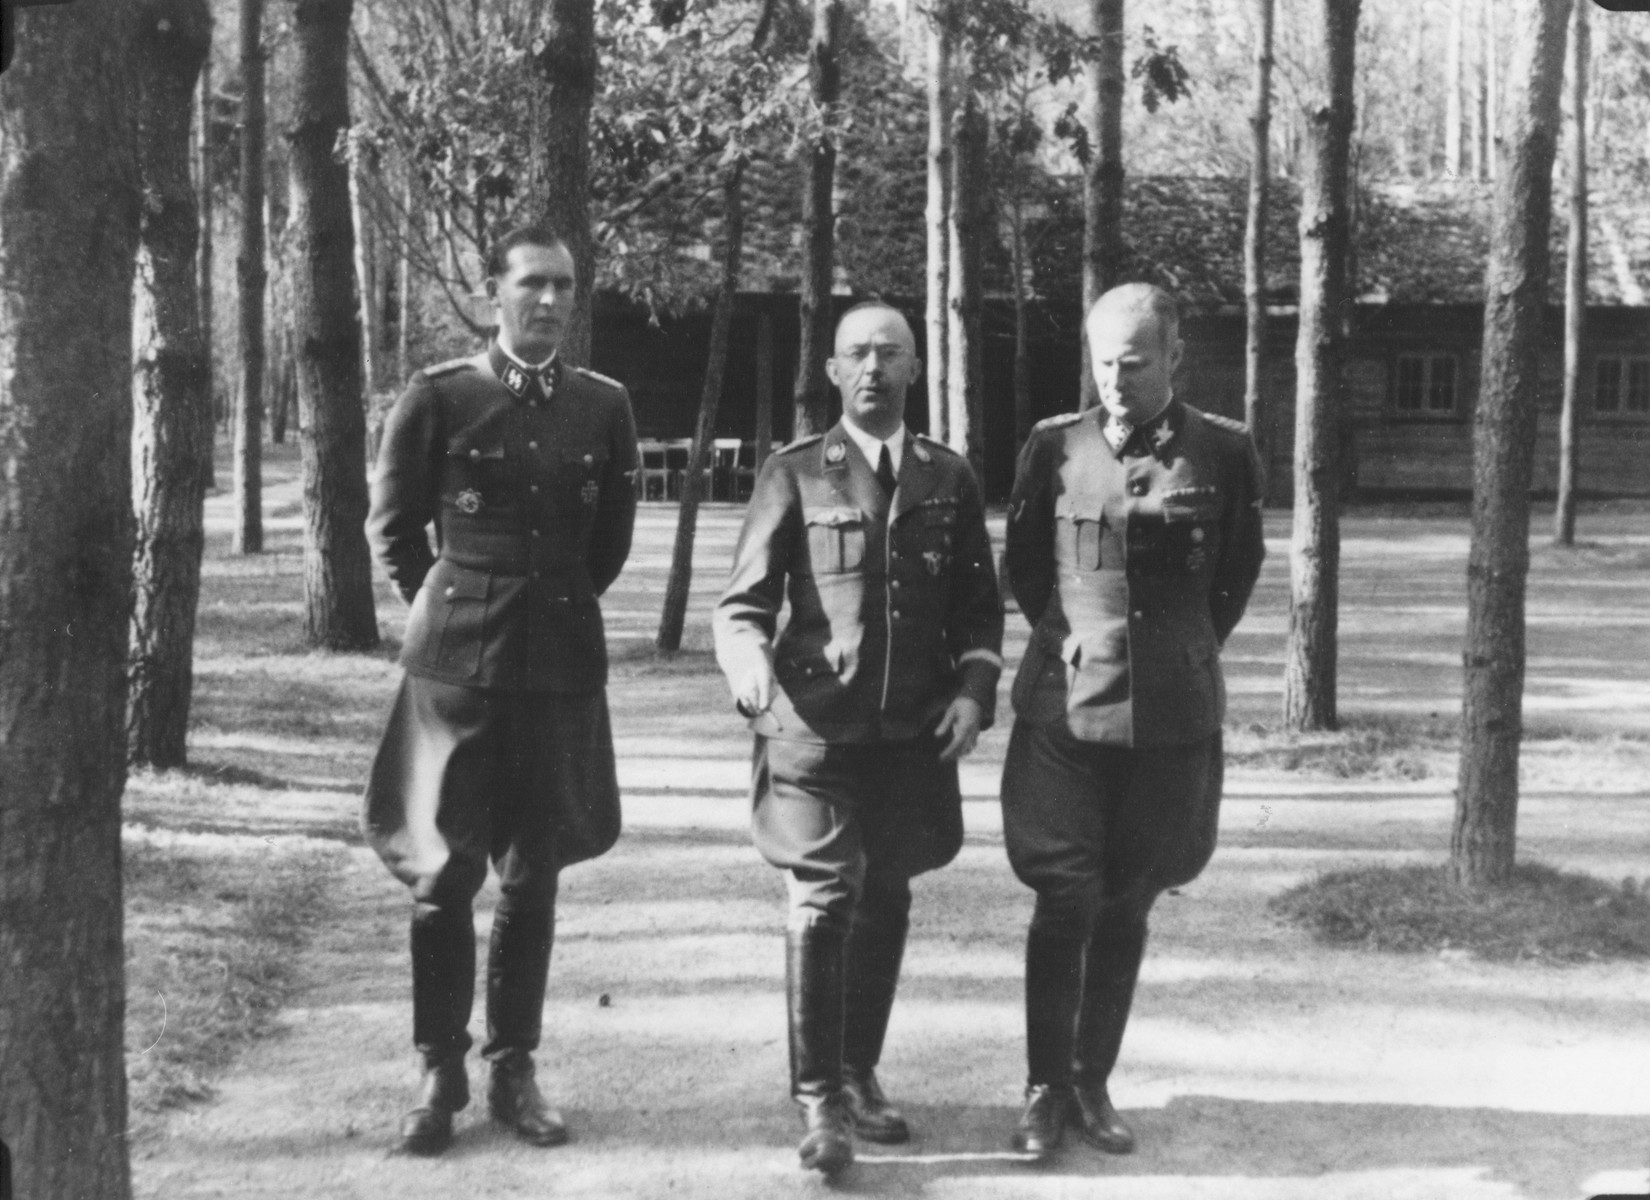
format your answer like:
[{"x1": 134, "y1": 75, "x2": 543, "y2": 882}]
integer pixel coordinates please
[
  {"x1": 1101, "y1": 397, "x2": 1181, "y2": 459},
  {"x1": 488, "y1": 341, "x2": 561, "y2": 405},
  {"x1": 839, "y1": 418, "x2": 905, "y2": 476}
]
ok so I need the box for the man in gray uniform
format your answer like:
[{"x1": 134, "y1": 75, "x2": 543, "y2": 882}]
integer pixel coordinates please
[
  {"x1": 363, "y1": 224, "x2": 639, "y2": 1155},
  {"x1": 714, "y1": 303, "x2": 1004, "y2": 1176},
  {"x1": 1001, "y1": 283, "x2": 1266, "y2": 1159}
]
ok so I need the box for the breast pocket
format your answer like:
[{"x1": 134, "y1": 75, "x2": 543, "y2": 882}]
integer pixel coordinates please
[
  {"x1": 804, "y1": 506, "x2": 867, "y2": 574},
  {"x1": 445, "y1": 435, "x2": 508, "y2": 512},
  {"x1": 1056, "y1": 495, "x2": 1106, "y2": 571}
]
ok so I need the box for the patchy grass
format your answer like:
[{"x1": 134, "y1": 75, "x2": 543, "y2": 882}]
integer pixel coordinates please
[
  {"x1": 1224, "y1": 715, "x2": 1451, "y2": 780},
  {"x1": 124, "y1": 828, "x2": 347, "y2": 1131},
  {"x1": 1270, "y1": 861, "x2": 1650, "y2": 963}
]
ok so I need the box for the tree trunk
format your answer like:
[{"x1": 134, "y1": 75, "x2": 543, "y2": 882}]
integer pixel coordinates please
[
  {"x1": 397, "y1": 168, "x2": 413, "y2": 384},
  {"x1": 530, "y1": 0, "x2": 597, "y2": 367},
  {"x1": 1283, "y1": 0, "x2": 1360, "y2": 734},
  {"x1": 1452, "y1": 0, "x2": 1569, "y2": 887},
  {"x1": 235, "y1": 0, "x2": 266, "y2": 553},
  {"x1": 197, "y1": 51, "x2": 217, "y2": 490},
  {"x1": 130, "y1": 0, "x2": 213, "y2": 770},
  {"x1": 925, "y1": 1, "x2": 952, "y2": 442},
  {"x1": 0, "y1": 3, "x2": 143, "y2": 1197},
  {"x1": 269, "y1": 323, "x2": 295, "y2": 443},
  {"x1": 1553, "y1": 0, "x2": 1587, "y2": 547},
  {"x1": 1485, "y1": 0, "x2": 1499, "y2": 180},
  {"x1": 1081, "y1": 0, "x2": 1125, "y2": 412},
  {"x1": 755, "y1": 309, "x2": 774, "y2": 466},
  {"x1": 1244, "y1": 0, "x2": 1275, "y2": 474},
  {"x1": 793, "y1": 0, "x2": 842, "y2": 440},
  {"x1": 1009, "y1": 169, "x2": 1033, "y2": 447},
  {"x1": 947, "y1": 90, "x2": 985, "y2": 480},
  {"x1": 1471, "y1": 0, "x2": 1487, "y2": 181},
  {"x1": 350, "y1": 149, "x2": 379, "y2": 399},
  {"x1": 288, "y1": 0, "x2": 379, "y2": 651},
  {"x1": 657, "y1": 160, "x2": 745, "y2": 652},
  {"x1": 1446, "y1": 0, "x2": 1464, "y2": 176}
]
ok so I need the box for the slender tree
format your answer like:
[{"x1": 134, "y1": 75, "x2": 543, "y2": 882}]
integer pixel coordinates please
[
  {"x1": 530, "y1": 0, "x2": 597, "y2": 367},
  {"x1": 0, "y1": 2, "x2": 143, "y2": 1196},
  {"x1": 947, "y1": 89, "x2": 987, "y2": 477},
  {"x1": 793, "y1": 0, "x2": 843, "y2": 439},
  {"x1": 288, "y1": 0, "x2": 379, "y2": 650},
  {"x1": 925, "y1": 0, "x2": 953, "y2": 443},
  {"x1": 1244, "y1": 0, "x2": 1276, "y2": 469},
  {"x1": 658, "y1": 159, "x2": 746, "y2": 652},
  {"x1": 197, "y1": 48, "x2": 217, "y2": 486},
  {"x1": 1446, "y1": 0, "x2": 1464, "y2": 176},
  {"x1": 130, "y1": 0, "x2": 214, "y2": 769},
  {"x1": 234, "y1": 0, "x2": 266, "y2": 553},
  {"x1": 1282, "y1": 0, "x2": 1360, "y2": 733},
  {"x1": 1553, "y1": 0, "x2": 1587, "y2": 547},
  {"x1": 1452, "y1": 0, "x2": 1570, "y2": 887},
  {"x1": 1080, "y1": 0, "x2": 1124, "y2": 412}
]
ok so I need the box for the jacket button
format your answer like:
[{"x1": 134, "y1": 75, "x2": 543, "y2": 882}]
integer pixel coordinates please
[
  {"x1": 891, "y1": 609, "x2": 902, "y2": 619},
  {"x1": 528, "y1": 440, "x2": 539, "y2": 451},
  {"x1": 445, "y1": 585, "x2": 455, "y2": 597},
  {"x1": 890, "y1": 579, "x2": 901, "y2": 590},
  {"x1": 469, "y1": 448, "x2": 481, "y2": 460},
  {"x1": 530, "y1": 484, "x2": 540, "y2": 494},
  {"x1": 532, "y1": 529, "x2": 542, "y2": 538},
  {"x1": 1128, "y1": 480, "x2": 1147, "y2": 495},
  {"x1": 584, "y1": 454, "x2": 594, "y2": 465},
  {"x1": 1132, "y1": 610, "x2": 1144, "y2": 620}
]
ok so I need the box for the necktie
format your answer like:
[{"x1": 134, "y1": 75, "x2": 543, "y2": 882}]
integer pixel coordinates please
[{"x1": 876, "y1": 443, "x2": 897, "y2": 496}]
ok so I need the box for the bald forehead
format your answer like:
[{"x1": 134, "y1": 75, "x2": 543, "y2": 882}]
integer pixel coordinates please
[
  {"x1": 834, "y1": 305, "x2": 916, "y2": 354},
  {"x1": 1087, "y1": 284, "x2": 1178, "y2": 346}
]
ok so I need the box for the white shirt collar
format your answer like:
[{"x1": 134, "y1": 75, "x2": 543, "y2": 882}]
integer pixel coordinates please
[{"x1": 840, "y1": 419, "x2": 905, "y2": 475}]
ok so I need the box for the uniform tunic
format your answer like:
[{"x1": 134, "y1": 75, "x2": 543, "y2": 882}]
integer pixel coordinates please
[
  {"x1": 363, "y1": 344, "x2": 640, "y2": 902},
  {"x1": 1001, "y1": 400, "x2": 1265, "y2": 914},
  {"x1": 714, "y1": 421, "x2": 1004, "y2": 914}
]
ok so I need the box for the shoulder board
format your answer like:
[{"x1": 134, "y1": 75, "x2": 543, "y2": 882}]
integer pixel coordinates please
[
  {"x1": 571, "y1": 366, "x2": 625, "y2": 391},
  {"x1": 1192, "y1": 407, "x2": 1251, "y2": 436},
  {"x1": 775, "y1": 433, "x2": 825, "y2": 456},
  {"x1": 914, "y1": 433, "x2": 961, "y2": 457},
  {"x1": 419, "y1": 357, "x2": 476, "y2": 379},
  {"x1": 1032, "y1": 411, "x2": 1084, "y2": 432}
]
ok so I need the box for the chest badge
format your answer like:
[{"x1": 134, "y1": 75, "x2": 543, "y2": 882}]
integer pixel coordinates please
[
  {"x1": 581, "y1": 480, "x2": 600, "y2": 506},
  {"x1": 922, "y1": 549, "x2": 945, "y2": 576},
  {"x1": 455, "y1": 488, "x2": 483, "y2": 515}
]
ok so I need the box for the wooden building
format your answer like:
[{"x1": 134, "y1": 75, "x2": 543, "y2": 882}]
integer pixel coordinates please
[{"x1": 588, "y1": 176, "x2": 1649, "y2": 502}]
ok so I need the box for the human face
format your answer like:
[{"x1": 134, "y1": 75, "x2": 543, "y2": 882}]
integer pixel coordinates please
[
  {"x1": 1087, "y1": 305, "x2": 1182, "y2": 424},
  {"x1": 826, "y1": 307, "x2": 920, "y2": 441},
  {"x1": 488, "y1": 241, "x2": 577, "y2": 364}
]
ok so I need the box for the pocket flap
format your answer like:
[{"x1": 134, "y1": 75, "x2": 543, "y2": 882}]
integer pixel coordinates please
[
  {"x1": 1055, "y1": 493, "x2": 1105, "y2": 523},
  {"x1": 438, "y1": 565, "x2": 490, "y2": 601},
  {"x1": 447, "y1": 435, "x2": 505, "y2": 461},
  {"x1": 804, "y1": 505, "x2": 864, "y2": 528}
]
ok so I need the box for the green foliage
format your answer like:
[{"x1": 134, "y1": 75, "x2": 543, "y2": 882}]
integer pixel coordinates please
[{"x1": 1272, "y1": 862, "x2": 1650, "y2": 964}]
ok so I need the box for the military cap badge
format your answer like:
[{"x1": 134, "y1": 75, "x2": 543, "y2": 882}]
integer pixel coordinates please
[{"x1": 455, "y1": 488, "x2": 483, "y2": 514}]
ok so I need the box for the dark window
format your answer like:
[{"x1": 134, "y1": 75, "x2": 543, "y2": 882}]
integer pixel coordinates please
[
  {"x1": 1595, "y1": 357, "x2": 1649, "y2": 415},
  {"x1": 1395, "y1": 354, "x2": 1457, "y2": 414}
]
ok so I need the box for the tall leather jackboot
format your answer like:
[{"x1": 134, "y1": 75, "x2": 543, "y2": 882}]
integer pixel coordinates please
[
  {"x1": 483, "y1": 901, "x2": 567, "y2": 1146},
  {"x1": 1070, "y1": 909, "x2": 1148, "y2": 1154},
  {"x1": 787, "y1": 915, "x2": 853, "y2": 1176},
  {"x1": 1010, "y1": 923, "x2": 1086, "y2": 1160},
  {"x1": 403, "y1": 904, "x2": 476, "y2": 1154},
  {"x1": 842, "y1": 903, "x2": 911, "y2": 1144}
]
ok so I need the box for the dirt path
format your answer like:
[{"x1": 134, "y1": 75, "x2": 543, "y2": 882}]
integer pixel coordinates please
[{"x1": 131, "y1": 485, "x2": 1650, "y2": 1199}]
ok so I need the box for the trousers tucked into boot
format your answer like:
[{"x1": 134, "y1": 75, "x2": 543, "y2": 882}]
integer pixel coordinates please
[
  {"x1": 842, "y1": 899, "x2": 911, "y2": 1143},
  {"x1": 483, "y1": 897, "x2": 555, "y2": 1059},
  {"x1": 1069, "y1": 907, "x2": 1147, "y2": 1153},
  {"x1": 787, "y1": 915, "x2": 853, "y2": 1175},
  {"x1": 411, "y1": 903, "x2": 476, "y2": 1060}
]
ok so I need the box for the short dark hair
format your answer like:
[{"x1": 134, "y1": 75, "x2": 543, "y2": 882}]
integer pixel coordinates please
[
  {"x1": 834, "y1": 300, "x2": 916, "y2": 344},
  {"x1": 485, "y1": 224, "x2": 572, "y2": 278}
]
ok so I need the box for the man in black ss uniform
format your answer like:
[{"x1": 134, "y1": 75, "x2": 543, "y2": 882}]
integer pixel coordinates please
[
  {"x1": 362, "y1": 225, "x2": 639, "y2": 1155},
  {"x1": 714, "y1": 303, "x2": 1004, "y2": 1175},
  {"x1": 1001, "y1": 283, "x2": 1266, "y2": 1158}
]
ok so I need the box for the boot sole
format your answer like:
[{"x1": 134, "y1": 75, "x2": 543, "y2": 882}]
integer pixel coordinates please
[{"x1": 800, "y1": 1137, "x2": 853, "y2": 1175}]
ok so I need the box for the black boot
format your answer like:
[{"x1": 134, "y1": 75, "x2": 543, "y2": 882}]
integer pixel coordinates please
[
  {"x1": 483, "y1": 902, "x2": 566, "y2": 1145},
  {"x1": 1071, "y1": 909, "x2": 1148, "y2": 1154},
  {"x1": 787, "y1": 916, "x2": 853, "y2": 1176},
  {"x1": 842, "y1": 903, "x2": 911, "y2": 1144},
  {"x1": 1010, "y1": 923, "x2": 1085, "y2": 1159},
  {"x1": 399, "y1": 1055, "x2": 469, "y2": 1155},
  {"x1": 488, "y1": 1050, "x2": 568, "y2": 1146},
  {"x1": 405, "y1": 903, "x2": 475, "y2": 1154}
]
